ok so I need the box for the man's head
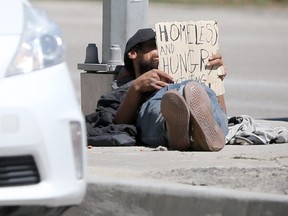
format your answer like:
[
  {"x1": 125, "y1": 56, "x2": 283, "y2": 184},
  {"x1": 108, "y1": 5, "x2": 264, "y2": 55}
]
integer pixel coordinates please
[{"x1": 124, "y1": 28, "x2": 158, "y2": 78}]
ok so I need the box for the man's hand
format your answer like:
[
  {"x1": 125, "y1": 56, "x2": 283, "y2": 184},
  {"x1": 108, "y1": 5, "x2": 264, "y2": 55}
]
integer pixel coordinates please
[
  {"x1": 114, "y1": 69, "x2": 174, "y2": 124},
  {"x1": 132, "y1": 69, "x2": 175, "y2": 93},
  {"x1": 207, "y1": 52, "x2": 228, "y2": 81}
]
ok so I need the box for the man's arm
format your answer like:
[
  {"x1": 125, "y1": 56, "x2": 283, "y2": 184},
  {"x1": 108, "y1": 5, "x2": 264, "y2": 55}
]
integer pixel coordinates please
[
  {"x1": 209, "y1": 53, "x2": 228, "y2": 114},
  {"x1": 113, "y1": 83, "x2": 142, "y2": 124},
  {"x1": 113, "y1": 69, "x2": 174, "y2": 124}
]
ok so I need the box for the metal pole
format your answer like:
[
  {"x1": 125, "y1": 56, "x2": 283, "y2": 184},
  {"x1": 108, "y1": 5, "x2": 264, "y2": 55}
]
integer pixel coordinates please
[
  {"x1": 102, "y1": 0, "x2": 149, "y2": 64},
  {"x1": 79, "y1": 0, "x2": 149, "y2": 115}
]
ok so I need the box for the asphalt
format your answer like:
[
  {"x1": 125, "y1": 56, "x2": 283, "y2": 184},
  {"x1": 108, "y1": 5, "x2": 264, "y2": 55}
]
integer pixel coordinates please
[{"x1": 64, "y1": 120, "x2": 288, "y2": 216}]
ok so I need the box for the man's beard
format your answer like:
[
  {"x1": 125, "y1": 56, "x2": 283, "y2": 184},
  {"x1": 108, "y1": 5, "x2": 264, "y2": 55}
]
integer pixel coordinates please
[{"x1": 138, "y1": 58, "x2": 159, "y2": 74}]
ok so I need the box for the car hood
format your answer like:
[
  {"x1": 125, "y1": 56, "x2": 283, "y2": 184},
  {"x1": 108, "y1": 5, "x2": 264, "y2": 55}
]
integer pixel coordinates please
[{"x1": 0, "y1": 0, "x2": 27, "y2": 35}]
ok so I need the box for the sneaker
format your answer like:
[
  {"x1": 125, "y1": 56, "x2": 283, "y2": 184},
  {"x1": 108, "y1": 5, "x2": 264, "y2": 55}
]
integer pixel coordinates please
[
  {"x1": 161, "y1": 90, "x2": 191, "y2": 151},
  {"x1": 183, "y1": 82, "x2": 225, "y2": 151}
]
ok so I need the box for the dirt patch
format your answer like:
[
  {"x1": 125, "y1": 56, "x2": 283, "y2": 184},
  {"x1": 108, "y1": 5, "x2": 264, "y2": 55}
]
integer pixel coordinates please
[{"x1": 147, "y1": 167, "x2": 288, "y2": 195}]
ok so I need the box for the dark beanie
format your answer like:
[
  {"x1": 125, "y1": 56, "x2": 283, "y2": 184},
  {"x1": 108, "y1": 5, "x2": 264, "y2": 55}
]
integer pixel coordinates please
[
  {"x1": 124, "y1": 28, "x2": 156, "y2": 55},
  {"x1": 124, "y1": 28, "x2": 156, "y2": 76}
]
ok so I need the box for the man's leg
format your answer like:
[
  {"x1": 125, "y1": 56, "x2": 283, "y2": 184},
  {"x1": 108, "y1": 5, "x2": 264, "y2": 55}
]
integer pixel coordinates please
[
  {"x1": 160, "y1": 81, "x2": 227, "y2": 151},
  {"x1": 137, "y1": 80, "x2": 228, "y2": 150},
  {"x1": 161, "y1": 90, "x2": 190, "y2": 150},
  {"x1": 183, "y1": 81, "x2": 226, "y2": 151},
  {"x1": 137, "y1": 83, "x2": 185, "y2": 148}
]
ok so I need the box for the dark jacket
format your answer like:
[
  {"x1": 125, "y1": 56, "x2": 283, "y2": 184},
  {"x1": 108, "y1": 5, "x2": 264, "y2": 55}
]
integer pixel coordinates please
[{"x1": 85, "y1": 79, "x2": 138, "y2": 146}]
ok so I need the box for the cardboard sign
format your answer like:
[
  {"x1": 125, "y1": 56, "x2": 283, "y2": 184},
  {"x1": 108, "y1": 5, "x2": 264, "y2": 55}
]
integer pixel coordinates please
[{"x1": 155, "y1": 20, "x2": 225, "y2": 96}]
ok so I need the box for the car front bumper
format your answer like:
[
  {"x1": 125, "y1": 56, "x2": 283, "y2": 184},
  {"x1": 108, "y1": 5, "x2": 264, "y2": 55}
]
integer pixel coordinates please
[{"x1": 0, "y1": 63, "x2": 87, "y2": 206}]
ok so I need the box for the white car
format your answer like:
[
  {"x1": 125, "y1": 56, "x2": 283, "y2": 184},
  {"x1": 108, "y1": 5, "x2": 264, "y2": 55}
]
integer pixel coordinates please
[{"x1": 0, "y1": 0, "x2": 86, "y2": 215}]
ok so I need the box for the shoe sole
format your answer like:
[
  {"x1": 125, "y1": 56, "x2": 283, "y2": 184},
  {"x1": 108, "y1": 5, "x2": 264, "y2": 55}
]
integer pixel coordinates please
[
  {"x1": 184, "y1": 82, "x2": 225, "y2": 151},
  {"x1": 161, "y1": 90, "x2": 190, "y2": 151}
]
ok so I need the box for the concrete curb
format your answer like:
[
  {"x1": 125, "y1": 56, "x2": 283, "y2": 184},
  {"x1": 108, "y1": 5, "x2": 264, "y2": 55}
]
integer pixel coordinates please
[
  {"x1": 64, "y1": 120, "x2": 288, "y2": 215},
  {"x1": 65, "y1": 176, "x2": 288, "y2": 216}
]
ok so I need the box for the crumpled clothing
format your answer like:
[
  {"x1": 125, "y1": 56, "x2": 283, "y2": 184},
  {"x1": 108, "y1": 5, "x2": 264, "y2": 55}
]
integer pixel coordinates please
[
  {"x1": 226, "y1": 115, "x2": 288, "y2": 145},
  {"x1": 86, "y1": 81, "x2": 138, "y2": 146}
]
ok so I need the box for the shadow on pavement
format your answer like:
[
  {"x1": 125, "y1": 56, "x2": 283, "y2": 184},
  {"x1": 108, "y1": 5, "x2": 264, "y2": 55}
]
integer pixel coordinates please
[{"x1": 262, "y1": 118, "x2": 288, "y2": 122}]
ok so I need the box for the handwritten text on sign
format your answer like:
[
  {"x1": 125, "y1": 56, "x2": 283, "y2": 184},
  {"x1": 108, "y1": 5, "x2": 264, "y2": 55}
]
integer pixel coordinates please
[{"x1": 155, "y1": 20, "x2": 225, "y2": 95}]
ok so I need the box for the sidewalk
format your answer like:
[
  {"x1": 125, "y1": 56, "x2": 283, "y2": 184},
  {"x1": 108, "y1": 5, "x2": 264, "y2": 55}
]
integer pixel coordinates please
[{"x1": 65, "y1": 120, "x2": 288, "y2": 216}]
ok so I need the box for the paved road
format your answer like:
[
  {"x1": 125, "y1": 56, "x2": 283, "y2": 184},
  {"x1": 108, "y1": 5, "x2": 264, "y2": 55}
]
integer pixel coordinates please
[{"x1": 32, "y1": 1, "x2": 288, "y2": 120}]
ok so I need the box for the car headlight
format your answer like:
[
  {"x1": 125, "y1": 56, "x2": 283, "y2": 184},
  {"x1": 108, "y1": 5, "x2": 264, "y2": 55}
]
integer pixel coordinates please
[{"x1": 6, "y1": 4, "x2": 65, "y2": 77}]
